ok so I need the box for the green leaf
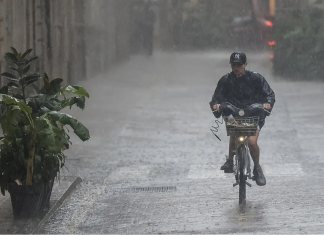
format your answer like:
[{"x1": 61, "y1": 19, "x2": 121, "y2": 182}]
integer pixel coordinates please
[
  {"x1": 1, "y1": 72, "x2": 18, "y2": 80},
  {"x1": 40, "y1": 106, "x2": 51, "y2": 115},
  {"x1": 49, "y1": 78, "x2": 64, "y2": 94},
  {"x1": 26, "y1": 56, "x2": 38, "y2": 65},
  {"x1": 23, "y1": 78, "x2": 39, "y2": 88},
  {"x1": 21, "y1": 49, "x2": 33, "y2": 60},
  {"x1": 4, "y1": 53, "x2": 18, "y2": 64},
  {"x1": 10, "y1": 47, "x2": 18, "y2": 56},
  {"x1": 0, "y1": 106, "x2": 22, "y2": 135},
  {"x1": 22, "y1": 65, "x2": 30, "y2": 74},
  {"x1": 22, "y1": 74, "x2": 40, "y2": 87},
  {"x1": 45, "y1": 111, "x2": 90, "y2": 141},
  {"x1": 7, "y1": 81, "x2": 19, "y2": 88},
  {"x1": 44, "y1": 98, "x2": 61, "y2": 111},
  {"x1": 60, "y1": 85, "x2": 89, "y2": 98},
  {"x1": 61, "y1": 96, "x2": 86, "y2": 110},
  {"x1": 9, "y1": 66, "x2": 19, "y2": 73},
  {"x1": 50, "y1": 78, "x2": 63, "y2": 87},
  {"x1": 0, "y1": 94, "x2": 32, "y2": 115},
  {"x1": 24, "y1": 74, "x2": 40, "y2": 82},
  {"x1": 35, "y1": 118, "x2": 61, "y2": 153}
]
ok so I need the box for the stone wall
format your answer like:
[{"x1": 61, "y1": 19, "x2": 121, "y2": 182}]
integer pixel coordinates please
[{"x1": 0, "y1": 0, "x2": 131, "y2": 85}]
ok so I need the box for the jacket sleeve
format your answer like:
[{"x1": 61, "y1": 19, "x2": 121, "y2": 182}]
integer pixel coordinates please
[
  {"x1": 209, "y1": 75, "x2": 227, "y2": 110},
  {"x1": 258, "y1": 73, "x2": 275, "y2": 108}
]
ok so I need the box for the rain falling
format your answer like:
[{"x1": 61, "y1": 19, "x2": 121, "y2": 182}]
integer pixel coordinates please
[{"x1": 0, "y1": 0, "x2": 323, "y2": 234}]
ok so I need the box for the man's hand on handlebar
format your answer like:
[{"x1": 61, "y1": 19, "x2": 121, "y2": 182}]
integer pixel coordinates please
[
  {"x1": 263, "y1": 103, "x2": 271, "y2": 110},
  {"x1": 212, "y1": 104, "x2": 221, "y2": 111},
  {"x1": 212, "y1": 103, "x2": 272, "y2": 115}
]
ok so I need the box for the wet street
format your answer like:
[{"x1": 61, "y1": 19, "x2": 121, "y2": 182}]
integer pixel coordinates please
[{"x1": 40, "y1": 51, "x2": 324, "y2": 234}]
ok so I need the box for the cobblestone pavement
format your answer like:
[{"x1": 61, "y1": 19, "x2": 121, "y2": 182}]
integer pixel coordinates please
[{"x1": 39, "y1": 51, "x2": 324, "y2": 234}]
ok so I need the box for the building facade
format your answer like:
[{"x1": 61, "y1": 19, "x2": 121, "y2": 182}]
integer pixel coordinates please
[{"x1": 0, "y1": 0, "x2": 131, "y2": 84}]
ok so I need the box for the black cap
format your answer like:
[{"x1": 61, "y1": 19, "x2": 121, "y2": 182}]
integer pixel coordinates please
[{"x1": 230, "y1": 52, "x2": 247, "y2": 64}]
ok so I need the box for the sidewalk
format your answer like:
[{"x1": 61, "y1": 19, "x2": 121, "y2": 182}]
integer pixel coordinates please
[{"x1": 0, "y1": 176, "x2": 81, "y2": 234}]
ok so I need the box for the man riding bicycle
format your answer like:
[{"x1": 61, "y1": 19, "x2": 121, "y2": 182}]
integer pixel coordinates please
[{"x1": 210, "y1": 52, "x2": 275, "y2": 186}]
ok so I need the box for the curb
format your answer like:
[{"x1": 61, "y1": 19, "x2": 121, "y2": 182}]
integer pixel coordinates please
[{"x1": 31, "y1": 176, "x2": 82, "y2": 234}]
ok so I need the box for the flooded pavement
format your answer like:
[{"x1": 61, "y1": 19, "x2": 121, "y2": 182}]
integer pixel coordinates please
[{"x1": 39, "y1": 51, "x2": 324, "y2": 234}]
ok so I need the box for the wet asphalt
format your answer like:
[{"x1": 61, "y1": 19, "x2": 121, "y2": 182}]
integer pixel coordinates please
[{"x1": 39, "y1": 51, "x2": 324, "y2": 234}]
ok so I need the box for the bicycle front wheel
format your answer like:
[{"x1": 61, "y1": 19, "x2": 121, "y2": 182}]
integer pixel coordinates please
[{"x1": 238, "y1": 146, "x2": 248, "y2": 205}]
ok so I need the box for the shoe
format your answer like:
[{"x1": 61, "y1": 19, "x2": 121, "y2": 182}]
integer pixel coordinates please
[
  {"x1": 220, "y1": 159, "x2": 234, "y2": 173},
  {"x1": 253, "y1": 165, "x2": 266, "y2": 186}
]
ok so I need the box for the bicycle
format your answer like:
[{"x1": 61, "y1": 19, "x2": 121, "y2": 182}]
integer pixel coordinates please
[{"x1": 212, "y1": 102, "x2": 269, "y2": 205}]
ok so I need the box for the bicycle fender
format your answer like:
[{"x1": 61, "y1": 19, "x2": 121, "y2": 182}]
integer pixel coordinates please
[{"x1": 236, "y1": 144, "x2": 248, "y2": 157}]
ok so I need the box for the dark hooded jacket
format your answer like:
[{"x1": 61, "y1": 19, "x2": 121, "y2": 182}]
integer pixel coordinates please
[{"x1": 209, "y1": 70, "x2": 275, "y2": 110}]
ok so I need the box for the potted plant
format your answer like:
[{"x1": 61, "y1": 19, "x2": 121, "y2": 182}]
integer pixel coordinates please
[{"x1": 0, "y1": 47, "x2": 90, "y2": 219}]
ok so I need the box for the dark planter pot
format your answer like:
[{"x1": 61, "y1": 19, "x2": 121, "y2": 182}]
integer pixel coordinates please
[
  {"x1": 40, "y1": 179, "x2": 55, "y2": 211},
  {"x1": 8, "y1": 184, "x2": 44, "y2": 219}
]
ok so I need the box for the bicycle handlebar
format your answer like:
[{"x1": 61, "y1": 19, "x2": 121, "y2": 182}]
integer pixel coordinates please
[{"x1": 212, "y1": 102, "x2": 271, "y2": 117}]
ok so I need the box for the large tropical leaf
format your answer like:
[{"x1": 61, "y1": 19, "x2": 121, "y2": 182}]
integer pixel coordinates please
[
  {"x1": 27, "y1": 94, "x2": 45, "y2": 113},
  {"x1": 27, "y1": 94, "x2": 61, "y2": 114},
  {"x1": 60, "y1": 96, "x2": 86, "y2": 110},
  {"x1": 50, "y1": 78, "x2": 64, "y2": 87},
  {"x1": 39, "y1": 106, "x2": 51, "y2": 115},
  {"x1": 60, "y1": 85, "x2": 90, "y2": 98},
  {"x1": 39, "y1": 77, "x2": 63, "y2": 95},
  {"x1": 49, "y1": 78, "x2": 64, "y2": 94},
  {"x1": 0, "y1": 94, "x2": 32, "y2": 115},
  {"x1": 44, "y1": 98, "x2": 61, "y2": 111},
  {"x1": 35, "y1": 117, "x2": 63, "y2": 153},
  {"x1": 0, "y1": 106, "x2": 22, "y2": 135},
  {"x1": 45, "y1": 111, "x2": 90, "y2": 141}
]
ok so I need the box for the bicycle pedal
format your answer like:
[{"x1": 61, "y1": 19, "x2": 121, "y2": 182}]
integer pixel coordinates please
[{"x1": 246, "y1": 181, "x2": 252, "y2": 187}]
